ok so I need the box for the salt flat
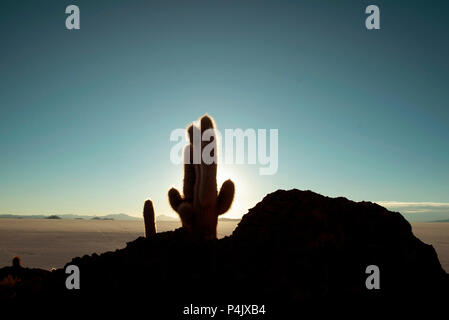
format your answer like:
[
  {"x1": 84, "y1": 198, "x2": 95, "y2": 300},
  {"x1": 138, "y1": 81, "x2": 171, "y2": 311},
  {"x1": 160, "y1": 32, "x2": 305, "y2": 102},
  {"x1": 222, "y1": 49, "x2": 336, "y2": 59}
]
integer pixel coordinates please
[
  {"x1": 0, "y1": 219, "x2": 447, "y2": 273},
  {"x1": 0, "y1": 219, "x2": 238, "y2": 269}
]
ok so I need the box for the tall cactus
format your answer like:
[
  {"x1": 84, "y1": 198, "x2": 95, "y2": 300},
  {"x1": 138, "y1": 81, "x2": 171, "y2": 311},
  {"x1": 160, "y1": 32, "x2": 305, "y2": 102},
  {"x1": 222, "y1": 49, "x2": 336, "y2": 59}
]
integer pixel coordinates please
[{"x1": 168, "y1": 114, "x2": 235, "y2": 240}]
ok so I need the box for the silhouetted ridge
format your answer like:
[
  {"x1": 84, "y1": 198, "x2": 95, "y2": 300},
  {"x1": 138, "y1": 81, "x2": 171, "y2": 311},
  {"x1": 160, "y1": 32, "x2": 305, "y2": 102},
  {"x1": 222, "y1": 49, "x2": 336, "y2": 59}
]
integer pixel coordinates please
[{"x1": 1, "y1": 189, "x2": 447, "y2": 309}]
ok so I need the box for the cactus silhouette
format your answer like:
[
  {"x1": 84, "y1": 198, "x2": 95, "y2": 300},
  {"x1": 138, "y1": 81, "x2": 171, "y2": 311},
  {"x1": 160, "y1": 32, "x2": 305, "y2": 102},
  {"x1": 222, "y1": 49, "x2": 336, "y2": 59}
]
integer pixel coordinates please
[
  {"x1": 168, "y1": 114, "x2": 235, "y2": 240},
  {"x1": 12, "y1": 256, "x2": 21, "y2": 268},
  {"x1": 143, "y1": 199, "x2": 156, "y2": 237}
]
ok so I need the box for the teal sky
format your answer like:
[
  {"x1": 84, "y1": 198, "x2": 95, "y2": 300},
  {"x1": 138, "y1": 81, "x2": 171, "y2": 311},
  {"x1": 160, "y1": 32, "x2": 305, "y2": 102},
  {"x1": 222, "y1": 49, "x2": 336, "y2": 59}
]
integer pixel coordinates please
[{"x1": 1, "y1": 1, "x2": 448, "y2": 220}]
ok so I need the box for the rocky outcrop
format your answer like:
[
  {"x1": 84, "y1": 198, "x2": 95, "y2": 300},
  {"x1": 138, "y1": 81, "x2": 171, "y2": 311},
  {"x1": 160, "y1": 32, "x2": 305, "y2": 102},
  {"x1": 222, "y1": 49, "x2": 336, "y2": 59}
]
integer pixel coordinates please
[{"x1": 232, "y1": 190, "x2": 447, "y2": 299}]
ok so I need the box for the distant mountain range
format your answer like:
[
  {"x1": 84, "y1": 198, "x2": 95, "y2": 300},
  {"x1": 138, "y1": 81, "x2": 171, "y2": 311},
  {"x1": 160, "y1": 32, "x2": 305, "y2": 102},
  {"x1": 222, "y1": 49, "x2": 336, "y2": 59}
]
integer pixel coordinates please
[
  {"x1": 0, "y1": 213, "x2": 142, "y2": 221},
  {"x1": 0, "y1": 213, "x2": 241, "y2": 222},
  {"x1": 219, "y1": 217, "x2": 241, "y2": 222},
  {"x1": 156, "y1": 215, "x2": 178, "y2": 221},
  {"x1": 155, "y1": 215, "x2": 239, "y2": 222}
]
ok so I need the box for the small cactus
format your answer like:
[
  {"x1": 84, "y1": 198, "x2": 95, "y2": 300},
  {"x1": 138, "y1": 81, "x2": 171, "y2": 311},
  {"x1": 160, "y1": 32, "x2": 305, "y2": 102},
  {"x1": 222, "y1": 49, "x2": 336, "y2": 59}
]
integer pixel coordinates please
[
  {"x1": 168, "y1": 114, "x2": 235, "y2": 240},
  {"x1": 143, "y1": 199, "x2": 156, "y2": 237},
  {"x1": 12, "y1": 256, "x2": 21, "y2": 268}
]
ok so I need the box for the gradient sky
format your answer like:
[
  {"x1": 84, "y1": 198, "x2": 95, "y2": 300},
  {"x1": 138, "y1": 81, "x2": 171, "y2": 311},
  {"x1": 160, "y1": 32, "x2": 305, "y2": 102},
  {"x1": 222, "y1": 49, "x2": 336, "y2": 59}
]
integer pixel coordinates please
[{"x1": 1, "y1": 0, "x2": 448, "y2": 220}]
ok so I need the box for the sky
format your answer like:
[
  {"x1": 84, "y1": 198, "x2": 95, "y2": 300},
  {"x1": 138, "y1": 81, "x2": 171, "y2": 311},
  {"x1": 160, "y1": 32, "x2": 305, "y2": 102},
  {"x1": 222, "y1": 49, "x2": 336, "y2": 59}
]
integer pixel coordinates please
[{"x1": 0, "y1": 0, "x2": 448, "y2": 221}]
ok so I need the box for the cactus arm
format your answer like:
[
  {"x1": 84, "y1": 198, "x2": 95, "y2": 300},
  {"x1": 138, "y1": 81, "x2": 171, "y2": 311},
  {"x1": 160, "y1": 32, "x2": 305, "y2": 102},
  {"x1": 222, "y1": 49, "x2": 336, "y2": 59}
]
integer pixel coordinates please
[
  {"x1": 192, "y1": 124, "x2": 202, "y2": 209},
  {"x1": 168, "y1": 188, "x2": 183, "y2": 211},
  {"x1": 177, "y1": 202, "x2": 194, "y2": 231},
  {"x1": 183, "y1": 126, "x2": 195, "y2": 202},
  {"x1": 216, "y1": 179, "x2": 235, "y2": 215},
  {"x1": 183, "y1": 145, "x2": 195, "y2": 202},
  {"x1": 198, "y1": 115, "x2": 218, "y2": 208}
]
